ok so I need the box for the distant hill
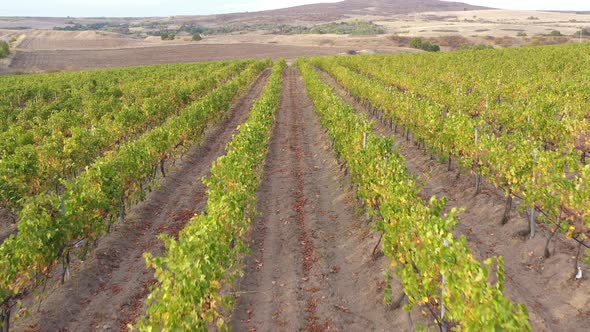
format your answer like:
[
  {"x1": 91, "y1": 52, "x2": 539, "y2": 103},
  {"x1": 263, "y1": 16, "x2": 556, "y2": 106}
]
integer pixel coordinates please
[
  {"x1": 198, "y1": 0, "x2": 492, "y2": 23},
  {"x1": 0, "y1": 0, "x2": 494, "y2": 30},
  {"x1": 262, "y1": 0, "x2": 490, "y2": 17}
]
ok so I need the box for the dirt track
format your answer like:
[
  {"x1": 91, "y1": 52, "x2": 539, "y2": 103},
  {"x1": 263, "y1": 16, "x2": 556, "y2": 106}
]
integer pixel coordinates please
[
  {"x1": 231, "y1": 67, "x2": 422, "y2": 331},
  {"x1": 6, "y1": 43, "x2": 351, "y2": 73},
  {"x1": 317, "y1": 67, "x2": 590, "y2": 331},
  {"x1": 13, "y1": 69, "x2": 271, "y2": 332}
]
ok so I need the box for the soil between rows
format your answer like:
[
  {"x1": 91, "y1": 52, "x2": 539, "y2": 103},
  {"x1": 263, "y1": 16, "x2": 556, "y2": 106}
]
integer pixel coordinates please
[
  {"x1": 13, "y1": 69, "x2": 272, "y2": 332},
  {"x1": 9, "y1": 62, "x2": 569, "y2": 332},
  {"x1": 316, "y1": 66, "x2": 590, "y2": 331},
  {"x1": 230, "y1": 67, "x2": 425, "y2": 331}
]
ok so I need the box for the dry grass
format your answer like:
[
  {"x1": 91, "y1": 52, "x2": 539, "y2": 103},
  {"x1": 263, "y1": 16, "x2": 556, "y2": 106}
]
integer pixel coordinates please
[
  {"x1": 429, "y1": 35, "x2": 470, "y2": 49},
  {"x1": 376, "y1": 9, "x2": 586, "y2": 38}
]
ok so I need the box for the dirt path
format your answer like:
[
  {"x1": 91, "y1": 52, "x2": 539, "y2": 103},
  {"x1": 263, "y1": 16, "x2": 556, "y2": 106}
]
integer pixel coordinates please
[
  {"x1": 231, "y1": 67, "x2": 420, "y2": 332},
  {"x1": 317, "y1": 67, "x2": 590, "y2": 331},
  {"x1": 13, "y1": 70, "x2": 271, "y2": 332}
]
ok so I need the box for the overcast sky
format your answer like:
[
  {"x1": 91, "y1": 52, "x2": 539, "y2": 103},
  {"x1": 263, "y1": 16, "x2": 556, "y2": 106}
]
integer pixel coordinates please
[{"x1": 2, "y1": 0, "x2": 589, "y2": 17}]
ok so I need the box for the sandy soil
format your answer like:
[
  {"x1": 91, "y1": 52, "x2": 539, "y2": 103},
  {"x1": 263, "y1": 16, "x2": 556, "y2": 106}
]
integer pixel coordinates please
[
  {"x1": 13, "y1": 31, "x2": 158, "y2": 50},
  {"x1": 419, "y1": 9, "x2": 590, "y2": 23},
  {"x1": 375, "y1": 9, "x2": 590, "y2": 37},
  {"x1": 231, "y1": 67, "x2": 427, "y2": 331},
  {"x1": 0, "y1": 29, "x2": 212, "y2": 51},
  {"x1": 12, "y1": 69, "x2": 271, "y2": 332},
  {"x1": 317, "y1": 67, "x2": 590, "y2": 331}
]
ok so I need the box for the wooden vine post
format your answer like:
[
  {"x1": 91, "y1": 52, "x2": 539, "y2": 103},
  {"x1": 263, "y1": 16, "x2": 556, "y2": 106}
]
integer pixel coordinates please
[
  {"x1": 441, "y1": 239, "x2": 450, "y2": 332},
  {"x1": 475, "y1": 127, "x2": 482, "y2": 194},
  {"x1": 529, "y1": 148, "x2": 538, "y2": 239}
]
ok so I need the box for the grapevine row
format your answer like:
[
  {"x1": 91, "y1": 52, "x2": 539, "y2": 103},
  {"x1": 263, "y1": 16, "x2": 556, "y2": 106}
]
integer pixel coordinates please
[
  {"x1": 312, "y1": 58, "x2": 590, "y2": 243},
  {"x1": 0, "y1": 61, "x2": 227, "y2": 155},
  {"x1": 0, "y1": 60, "x2": 270, "y2": 304},
  {"x1": 0, "y1": 61, "x2": 223, "y2": 125},
  {"x1": 331, "y1": 45, "x2": 590, "y2": 155},
  {"x1": 0, "y1": 61, "x2": 250, "y2": 211},
  {"x1": 136, "y1": 60, "x2": 286, "y2": 330},
  {"x1": 297, "y1": 60, "x2": 530, "y2": 330}
]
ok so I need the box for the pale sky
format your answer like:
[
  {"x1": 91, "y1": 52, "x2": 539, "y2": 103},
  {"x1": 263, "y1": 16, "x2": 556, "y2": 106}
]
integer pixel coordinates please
[{"x1": 1, "y1": 0, "x2": 589, "y2": 17}]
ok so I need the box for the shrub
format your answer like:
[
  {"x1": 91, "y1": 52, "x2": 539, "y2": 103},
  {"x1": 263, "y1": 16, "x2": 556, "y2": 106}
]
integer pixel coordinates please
[
  {"x1": 192, "y1": 33, "x2": 202, "y2": 41},
  {"x1": 574, "y1": 29, "x2": 590, "y2": 36},
  {"x1": 548, "y1": 30, "x2": 562, "y2": 37},
  {"x1": 409, "y1": 37, "x2": 440, "y2": 52},
  {"x1": 409, "y1": 37, "x2": 422, "y2": 49},
  {"x1": 160, "y1": 33, "x2": 175, "y2": 40},
  {"x1": 0, "y1": 41, "x2": 9, "y2": 59},
  {"x1": 430, "y1": 44, "x2": 441, "y2": 52},
  {"x1": 517, "y1": 31, "x2": 527, "y2": 37},
  {"x1": 181, "y1": 24, "x2": 207, "y2": 34}
]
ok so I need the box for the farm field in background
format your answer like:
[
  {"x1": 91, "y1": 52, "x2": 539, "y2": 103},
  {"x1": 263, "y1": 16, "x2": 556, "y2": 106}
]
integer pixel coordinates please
[{"x1": 2, "y1": 2, "x2": 590, "y2": 74}]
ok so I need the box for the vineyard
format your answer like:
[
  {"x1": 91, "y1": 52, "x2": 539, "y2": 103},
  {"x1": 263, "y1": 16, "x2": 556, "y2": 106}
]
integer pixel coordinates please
[{"x1": 0, "y1": 42, "x2": 589, "y2": 331}]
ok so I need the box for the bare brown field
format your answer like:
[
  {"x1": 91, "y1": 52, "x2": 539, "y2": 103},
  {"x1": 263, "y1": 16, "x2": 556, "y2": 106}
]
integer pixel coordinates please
[{"x1": 5, "y1": 43, "x2": 411, "y2": 73}]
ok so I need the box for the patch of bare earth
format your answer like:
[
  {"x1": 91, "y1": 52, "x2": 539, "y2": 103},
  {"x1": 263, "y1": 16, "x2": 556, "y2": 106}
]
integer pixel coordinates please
[
  {"x1": 317, "y1": 67, "x2": 590, "y2": 331},
  {"x1": 12, "y1": 69, "x2": 272, "y2": 332},
  {"x1": 231, "y1": 67, "x2": 426, "y2": 332},
  {"x1": 6, "y1": 44, "x2": 351, "y2": 74}
]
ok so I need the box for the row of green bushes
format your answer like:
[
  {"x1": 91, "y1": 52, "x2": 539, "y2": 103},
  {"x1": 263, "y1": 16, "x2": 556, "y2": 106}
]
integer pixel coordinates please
[
  {"x1": 159, "y1": 33, "x2": 201, "y2": 41},
  {"x1": 539, "y1": 29, "x2": 589, "y2": 37},
  {"x1": 162, "y1": 21, "x2": 385, "y2": 36},
  {"x1": 136, "y1": 60, "x2": 285, "y2": 330},
  {"x1": 408, "y1": 38, "x2": 496, "y2": 52},
  {"x1": 296, "y1": 21, "x2": 385, "y2": 35},
  {"x1": 459, "y1": 43, "x2": 494, "y2": 51}
]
